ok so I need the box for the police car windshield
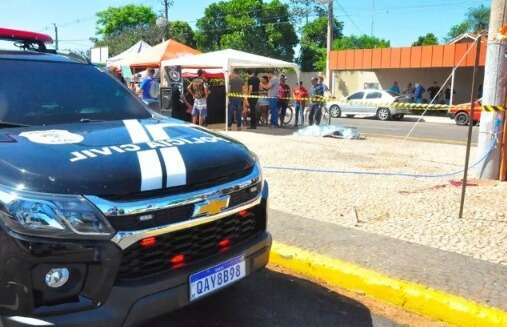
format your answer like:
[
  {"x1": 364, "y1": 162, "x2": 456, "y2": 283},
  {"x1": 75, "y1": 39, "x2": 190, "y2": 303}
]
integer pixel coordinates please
[{"x1": 0, "y1": 59, "x2": 151, "y2": 126}]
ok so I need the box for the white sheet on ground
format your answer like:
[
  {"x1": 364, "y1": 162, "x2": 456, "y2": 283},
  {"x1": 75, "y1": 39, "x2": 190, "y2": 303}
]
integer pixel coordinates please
[{"x1": 295, "y1": 125, "x2": 360, "y2": 139}]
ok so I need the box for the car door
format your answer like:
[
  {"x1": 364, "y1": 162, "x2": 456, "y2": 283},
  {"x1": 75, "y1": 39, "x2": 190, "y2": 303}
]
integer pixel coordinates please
[
  {"x1": 344, "y1": 91, "x2": 365, "y2": 114},
  {"x1": 363, "y1": 91, "x2": 383, "y2": 115}
]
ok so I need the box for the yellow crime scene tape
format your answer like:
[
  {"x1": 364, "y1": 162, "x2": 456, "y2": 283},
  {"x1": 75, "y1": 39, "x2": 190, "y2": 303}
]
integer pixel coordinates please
[{"x1": 227, "y1": 92, "x2": 506, "y2": 112}]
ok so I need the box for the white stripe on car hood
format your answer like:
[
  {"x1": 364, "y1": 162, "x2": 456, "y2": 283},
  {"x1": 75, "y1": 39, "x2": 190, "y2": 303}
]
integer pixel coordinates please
[
  {"x1": 160, "y1": 147, "x2": 187, "y2": 187},
  {"x1": 123, "y1": 119, "x2": 151, "y2": 144},
  {"x1": 137, "y1": 150, "x2": 163, "y2": 191}
]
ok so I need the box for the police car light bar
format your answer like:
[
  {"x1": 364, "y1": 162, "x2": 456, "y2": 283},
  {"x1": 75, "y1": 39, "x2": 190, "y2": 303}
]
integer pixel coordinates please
[{"x1": 0, "y1": 27, "x2": 53, "y2": 44}]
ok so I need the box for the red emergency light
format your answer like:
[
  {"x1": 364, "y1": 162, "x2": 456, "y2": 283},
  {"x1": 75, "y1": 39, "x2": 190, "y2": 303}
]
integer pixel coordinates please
[{"x1": 0, "y1": 27, "x2": 53, "y2": 44}]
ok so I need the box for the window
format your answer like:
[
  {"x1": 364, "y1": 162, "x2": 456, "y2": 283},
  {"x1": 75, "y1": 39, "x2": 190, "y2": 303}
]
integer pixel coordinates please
[
  {"x1": 347, "y1": 92, "x2": 364, "y2": 100},
  {"x1": 0, "y1": 59, "x2": 151, "y2": 126},
  {"x1": 366, "y1": 92, "x2": 382, "y2": 99}
]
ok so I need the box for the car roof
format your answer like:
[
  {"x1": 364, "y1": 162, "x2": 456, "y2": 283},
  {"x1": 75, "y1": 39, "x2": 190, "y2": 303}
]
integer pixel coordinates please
[{"x1": 0, "y1": 50, "x2": 84, "y2": 64}]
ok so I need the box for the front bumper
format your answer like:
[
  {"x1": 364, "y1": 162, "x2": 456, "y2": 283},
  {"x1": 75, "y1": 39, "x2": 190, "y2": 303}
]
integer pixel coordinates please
[{"x1": 0, "y1": 231, "x2": 271, "y2": 327}]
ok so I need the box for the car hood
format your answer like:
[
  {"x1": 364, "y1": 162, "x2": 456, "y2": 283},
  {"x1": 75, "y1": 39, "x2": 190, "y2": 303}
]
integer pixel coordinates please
[{"x1": 0, "y1": 118, "x2": 255, "y2": 196}]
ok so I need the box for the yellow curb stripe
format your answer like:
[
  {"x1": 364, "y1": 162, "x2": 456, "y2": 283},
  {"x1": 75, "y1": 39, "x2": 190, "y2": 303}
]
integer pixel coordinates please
[{"x1": 269, "y1": 242, "x2": 507, "y2": 327}]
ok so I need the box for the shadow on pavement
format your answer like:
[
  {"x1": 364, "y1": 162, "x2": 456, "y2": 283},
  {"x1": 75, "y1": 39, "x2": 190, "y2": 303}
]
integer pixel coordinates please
[{"x1": 146, "y1": 269, "x2": 375, "y2": 327}]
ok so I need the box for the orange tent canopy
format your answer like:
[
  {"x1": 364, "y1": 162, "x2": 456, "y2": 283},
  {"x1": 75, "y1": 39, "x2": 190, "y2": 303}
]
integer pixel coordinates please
[{"x1": 127, "y1": 39, "x2": 200, "y2": 69}]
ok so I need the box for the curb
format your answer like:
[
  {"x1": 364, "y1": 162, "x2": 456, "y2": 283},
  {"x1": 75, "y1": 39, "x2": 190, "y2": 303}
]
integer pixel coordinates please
[{"x1": 269, "y1": 241, "x2": 507, "y2": 327}]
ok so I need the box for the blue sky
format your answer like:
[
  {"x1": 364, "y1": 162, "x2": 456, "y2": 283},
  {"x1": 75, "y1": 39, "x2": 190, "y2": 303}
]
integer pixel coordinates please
[{"x1": 0, "y1": 0, "x2": 490, "y2": 51}]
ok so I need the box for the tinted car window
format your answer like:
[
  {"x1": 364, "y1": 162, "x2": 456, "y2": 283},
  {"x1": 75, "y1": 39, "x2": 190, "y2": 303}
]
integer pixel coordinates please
[
  {"x1": 0, "y1": 59, "x2": 151, "y2": 126},
  {"x1": 347, "y1": 92, "x2": 364, "y2": 100},
  {"x1": 366, "y1": 92, "x2": 382, "y2": 99}
]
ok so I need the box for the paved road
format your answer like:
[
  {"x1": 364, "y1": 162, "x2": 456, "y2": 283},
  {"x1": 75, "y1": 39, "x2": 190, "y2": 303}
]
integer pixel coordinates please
[
  {"x1": 148, "y1": 269, "x2": 401, "y2": 327},
  {"x1": 332, "y1": 116, "x2": 478, "y2": 144}
]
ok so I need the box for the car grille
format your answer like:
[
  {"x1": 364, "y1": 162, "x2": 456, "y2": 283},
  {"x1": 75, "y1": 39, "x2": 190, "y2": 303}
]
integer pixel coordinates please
[
  {"x1": 116, "y1": 211, "x2": 263, "y2": 281},
  {"x1": 106, "y1": 183, "x2": 261, "y2": 231}
]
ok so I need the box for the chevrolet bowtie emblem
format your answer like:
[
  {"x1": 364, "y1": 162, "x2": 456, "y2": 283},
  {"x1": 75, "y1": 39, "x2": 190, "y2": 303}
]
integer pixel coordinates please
[{"x1": 192, "y1": 196, "x2": 230, "y2": 217}]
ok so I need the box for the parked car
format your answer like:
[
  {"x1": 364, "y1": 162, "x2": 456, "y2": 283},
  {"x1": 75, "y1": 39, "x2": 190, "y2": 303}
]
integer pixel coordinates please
[
  {"x1": 0, "y1": 28, "x2": 270, "y2": 327},
  {"x1": 327, "y1": 89, "x2": 409, "y2": 121},
  {"x1": 448, "y1": 99, "x2": 482, "y2": 126}
]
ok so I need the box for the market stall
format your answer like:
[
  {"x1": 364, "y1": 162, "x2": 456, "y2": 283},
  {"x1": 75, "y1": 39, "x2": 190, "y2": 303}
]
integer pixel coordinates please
[
  {"x1": 161, "y1": 49, "x2": 300, "y2": 130},
  {"x1": 106, "y1": 40, "x2": 151, "y2": 68},
  {"x1": 125, "y1": 39, "x2": 200, "y2": 71}
]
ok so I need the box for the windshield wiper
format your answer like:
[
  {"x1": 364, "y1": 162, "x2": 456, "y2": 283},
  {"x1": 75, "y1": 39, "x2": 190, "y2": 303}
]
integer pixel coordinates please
[
  {"x1": 79, "y1": 118, "x2": 105, "y2": 123},
  {"x1": 0, "y1": 121, "x2": 30, "y2": 128}
]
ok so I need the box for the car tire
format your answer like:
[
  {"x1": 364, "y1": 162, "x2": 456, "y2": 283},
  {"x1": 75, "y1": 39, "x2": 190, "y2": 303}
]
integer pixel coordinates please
[
  {"x1": 376, "y1": 108, "x2": 391, "y2": 121},
  {"x1": 329, "y1": 105, "x2": 341, "y2": 118},
  {"x1": 455, "y1": 112, "x2": 470, "y2": 126}
]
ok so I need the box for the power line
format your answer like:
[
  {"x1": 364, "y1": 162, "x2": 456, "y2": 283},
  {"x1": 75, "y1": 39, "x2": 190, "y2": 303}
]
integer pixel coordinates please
[{"x1": 335, "y1": 1, "x2": 364, "y2": 34}]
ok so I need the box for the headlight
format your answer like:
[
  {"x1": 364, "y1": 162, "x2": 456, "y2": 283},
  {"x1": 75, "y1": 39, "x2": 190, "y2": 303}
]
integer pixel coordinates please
[{"x1": 0, "y1": 186, "x2": 114, "y2": 240}]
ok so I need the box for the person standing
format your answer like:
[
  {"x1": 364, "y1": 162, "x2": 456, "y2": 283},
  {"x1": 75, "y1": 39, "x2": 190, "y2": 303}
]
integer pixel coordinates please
[
  {"x1": 277, "y1": 75, "x2": 291, "y2": 127},
  {"x1": 293, "y1": 81, "x2": 309, "y2": 127},
  {"x1": 403, "y1": 82, "x2": 415, "y2": 102},
  {"x1": 427, "y1": 81, "x2": 440, "y2": 101},
  {"x1": 228, "y1": 69, "x2": 244, "y2": 130},
  {"x1": 309, "y1": 77, "x2": 325, "y2": 125},
  {"x1": 267, "y1": 72, "x2": 280, "y2": 127},
  {"x1": 247, "y1": 71, "x2": 260, "y2": 129},
  {"x1": 388, "y1": 81, "x2": 400, "y2": 95},
  {"x1": 187, "y1": 69, "x2": 209, "y2": 126},
  {"x1": 257, "y1": 76, "x2": 271, "y2": 126},
  {"x1": 140, "y1": 69, "x2": 156, "y2": 100},
  {"x1": 414, "y1": 83, "x2": 426, "y2": 103}
]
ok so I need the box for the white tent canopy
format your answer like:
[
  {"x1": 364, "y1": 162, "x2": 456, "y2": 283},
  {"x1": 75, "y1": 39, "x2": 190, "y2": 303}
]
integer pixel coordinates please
[
  {"x1": 162, "y1": 48, "x2": 299, "y2": 72},
  {"x1": 162, "y1": 49, "x2": 300, "y2": 130},
  {"x1": 106, "y1": 40, "x2": 151, "y2": 67}
]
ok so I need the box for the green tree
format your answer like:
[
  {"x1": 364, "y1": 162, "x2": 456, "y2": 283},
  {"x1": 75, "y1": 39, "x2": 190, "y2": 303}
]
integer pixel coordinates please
[
  {"x1": 95, "y1": 24, "x2": 164, "y2": 57},
  {"x1": 96, "y1": 5, "x2": 156, "y2": 36},
  {"x1": 169, "y1": 21, "x2": 196, "y2": 47},
  {"x1": 447, "y1": 21, "x2": 470, "y2": 41},
  {"x1": 412, "y1": 33, "x2": 439, "y2": 46},
  {"x1": 446, "y1": 5, "x2": 490, "y2": 41},
  {"x1": 332, "y1": 35, "x2": 390, "y2": 50},
  {"x1": 298, "y1": 16, "x2": 343, "y2": 71},
  {"x1": 195, "y1": 0, "x2": 298, "y2": 61},
  {"x1": 288, "y1": 0, "x2": 327, "y2": 25}
]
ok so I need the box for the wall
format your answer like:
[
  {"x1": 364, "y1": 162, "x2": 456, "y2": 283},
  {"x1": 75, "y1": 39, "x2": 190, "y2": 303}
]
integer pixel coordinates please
[{"x1": 332, "y1": 67, "x2": 484, "y2": 103}]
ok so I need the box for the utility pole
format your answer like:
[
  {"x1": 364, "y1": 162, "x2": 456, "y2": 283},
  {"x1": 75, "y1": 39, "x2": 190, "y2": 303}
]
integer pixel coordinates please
[
  {"x1": 326, "y1": 0, "x2": 334, "y2": 92},
  {"x1": 476, "y1": 0, "x2": 507, "y2": 179},
  {"x1": 52, "y1": 23, "x2": 59, "y2": 51},
  {"x1": 161, "y1": 0, "x2": 172, "y2": 40}
]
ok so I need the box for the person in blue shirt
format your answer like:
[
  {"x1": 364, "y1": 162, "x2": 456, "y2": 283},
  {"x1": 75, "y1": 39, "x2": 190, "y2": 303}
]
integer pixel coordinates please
[
  {"x1": 309, "y1": 77, "x2": 325, "y2": 125},
  {"x1": 140, "y1": 69, "x2": 156, "y2": 100},
  {"x1": 414, "y1": 83, "x2": 426, "y2": 103},
  {"x1": 388, "y1": 81, "x2": 400, "y2": 95}
]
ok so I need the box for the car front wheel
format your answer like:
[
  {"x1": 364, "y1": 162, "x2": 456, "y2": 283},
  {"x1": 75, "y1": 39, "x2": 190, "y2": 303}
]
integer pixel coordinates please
[
  {"x1": 329, "y1": 105, "x2": 341, "y2": 118},
  {"x1": 376, "y1": 108, "x2": 391, "y2": 121},
  {"x1": 455, "y1": 112, "x2": 470, "y2": 126}
]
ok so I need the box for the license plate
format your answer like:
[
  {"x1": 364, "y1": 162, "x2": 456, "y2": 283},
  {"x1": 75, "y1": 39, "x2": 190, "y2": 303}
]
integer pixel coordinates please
[{"x1": 189, "y1": 256, "x2": 246, "y2": 301}]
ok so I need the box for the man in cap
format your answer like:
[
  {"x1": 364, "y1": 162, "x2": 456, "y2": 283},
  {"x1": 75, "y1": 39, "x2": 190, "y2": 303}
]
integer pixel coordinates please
[
  {"x1": 309, "y1": 76, "x2": 325, "y2": 125},
  {"x1": 277, "y1": 74, "x2": 291, "y2": 127}
]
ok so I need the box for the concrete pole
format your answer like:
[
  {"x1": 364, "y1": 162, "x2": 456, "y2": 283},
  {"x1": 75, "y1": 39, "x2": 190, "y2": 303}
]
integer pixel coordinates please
[
  {"x1": 449, "y1": 69, "x2": 455, "y2": 105},
  {"x1": 326, "y1": 0, "x2": 334, "y2": 92},
  {"x1": 476, "y1": 0, "x2": 507, "y2": 179}
]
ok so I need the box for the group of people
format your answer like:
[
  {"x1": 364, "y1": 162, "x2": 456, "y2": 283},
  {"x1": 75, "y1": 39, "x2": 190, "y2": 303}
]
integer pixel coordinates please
[
  {"x1": 217, "y1": 71, "x2": 328, "y2": 130},
  {"x1": 387, "y1": 81, "x2": 448, "y2": 104}
]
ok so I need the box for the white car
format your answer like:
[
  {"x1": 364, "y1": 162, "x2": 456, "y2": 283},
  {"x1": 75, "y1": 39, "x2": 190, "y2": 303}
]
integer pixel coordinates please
[{"x1": 327, "y1": 89, "x2": 408, "y2": 121}]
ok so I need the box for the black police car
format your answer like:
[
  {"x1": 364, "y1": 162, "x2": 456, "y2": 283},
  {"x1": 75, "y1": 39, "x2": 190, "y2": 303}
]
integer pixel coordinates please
[{"x1": 0, "y1": 28, "x2": 271, "y2": 327}]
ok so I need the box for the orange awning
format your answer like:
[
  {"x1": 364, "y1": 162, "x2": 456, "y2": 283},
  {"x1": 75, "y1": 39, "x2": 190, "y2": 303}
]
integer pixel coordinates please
[{"x1": 127, "y1": 39, "x2": 200, "y2": 69}]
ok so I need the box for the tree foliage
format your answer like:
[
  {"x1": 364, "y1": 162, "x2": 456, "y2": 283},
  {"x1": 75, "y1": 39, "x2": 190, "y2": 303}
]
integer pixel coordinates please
[
  {"x1": 96, "y1": 5, "x2": 157, "y2": 36},
  {"x1": 288, "y1": 0, "x2": 327, "y2": 25},
  {"x1": 168, "y1": 21, "x2": 196, "y2": 47},
  {"x1": 412, "y1": 33, "x2": 438, "y2": 46},
  {"x1": 298, "y1": 16, "x2": 343, "y2": 72},
  {"x1": 446, "y1": 5, "x2": 490, "y2": 41},
  {"x1": 95, "y1": 21, "x2": 196, "y2": 57},
  {"x1": 332, "y1": 35, "x2": 390, "y2": 50},
  {"x1": 195, "y1": 0, "x2": 298, "y2": 61}
]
